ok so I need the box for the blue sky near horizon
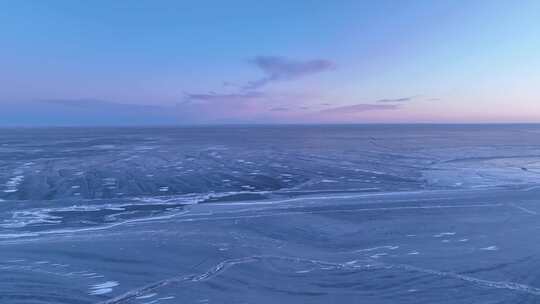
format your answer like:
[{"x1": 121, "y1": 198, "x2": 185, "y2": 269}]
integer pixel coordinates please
[{"x1": 1, "y1": 0, "x2": 539, "y2": 125}]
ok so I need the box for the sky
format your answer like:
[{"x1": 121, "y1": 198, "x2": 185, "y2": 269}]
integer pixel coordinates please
[{"x1": 1, "y1": 0, "x2": 539, "y2": 125}]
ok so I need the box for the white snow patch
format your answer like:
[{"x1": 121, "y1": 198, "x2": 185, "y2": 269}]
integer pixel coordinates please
[{"x1": 89, "y1": 281, "x2": 119, "y2": 295}]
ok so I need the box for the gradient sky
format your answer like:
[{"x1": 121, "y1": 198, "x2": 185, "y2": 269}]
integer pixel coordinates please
[{"x1": 1, "y1": 0, "x2": 539, "y2": 125}]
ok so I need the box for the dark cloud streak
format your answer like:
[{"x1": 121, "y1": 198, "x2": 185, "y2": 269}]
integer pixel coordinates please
[
  {"x1": 183, "y1": 91, "x2": 264, "y2": 103},
  {"x1": 376, "y1": 96, "x2": 415, "y2": 103},
  {"x1": 41, "y1": 99, "x2": 165, "y2": 111},
  {"x1": 244, "y1": 56, "x2": 336, "y2": 89},
  {"x1": 321, "y1": 103, "x2": 399, "y2": 114}
]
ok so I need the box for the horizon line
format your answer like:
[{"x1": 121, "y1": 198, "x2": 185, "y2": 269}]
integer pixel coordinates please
[{"x1": 2, "y1": 122, "x2": 540, "y2": 129}]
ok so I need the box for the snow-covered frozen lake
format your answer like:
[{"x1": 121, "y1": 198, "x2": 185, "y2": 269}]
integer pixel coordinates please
[{"x1": 2, "y1": 125, "x2": 540, "y2": 303}]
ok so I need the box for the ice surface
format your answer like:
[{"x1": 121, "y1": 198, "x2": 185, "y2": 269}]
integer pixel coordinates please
[{"x1": 2, "y1": 125, "x2": 540, "y2": 303}]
